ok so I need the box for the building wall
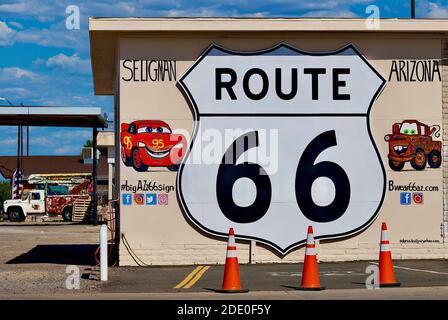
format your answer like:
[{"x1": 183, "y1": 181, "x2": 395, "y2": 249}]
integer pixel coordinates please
[
  {"x1": 443, "y1": 38, "x2": 448, "y2": 241},
  {"x1": 118, "y1": 32, "x2": 448, "y2": 266}
]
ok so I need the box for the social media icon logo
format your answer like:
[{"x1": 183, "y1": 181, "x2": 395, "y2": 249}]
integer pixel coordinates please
[
  {"x1": 134, "y1": 194, "x2": 144, "y2": 205},
  {"x1": 412, "y1": 192, "x2": 424, "y2": 204},
  {"x1": 158, "y1": 193, "x2": 169, "y2": 206},
  {"x1": 400, "y1": 192, "x2": 411, "y2": 205},
  {"x1": 122, "y1": 193, "x2": 132, "y2": 205},
  {"x1": 146, "y1": 193, "x2": 157, "y2": 205}
]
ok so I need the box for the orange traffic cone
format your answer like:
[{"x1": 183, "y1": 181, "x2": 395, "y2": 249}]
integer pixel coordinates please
[
  {"x1": 379, "y1": 222, "x2": 400, "y2": 287},
  {"x1": 297, "y1": 226, "x2": 325, "y2": 290},
  {"x1": 215, "y1": 228, "x2": 249, "y2": 293}
]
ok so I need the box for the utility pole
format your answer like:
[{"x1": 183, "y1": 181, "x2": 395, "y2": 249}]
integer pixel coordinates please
[
  {"x1": 0, "y1": 97, "x2": 22, "y2": 174},
  {"x1": 411, "y1": 0, "x2": 415, "y2": 19},
  {"x1": 20, "y1": 125, "x2": 23, "y2": 165},
  {"x1": 20, "y1": 103, "x2": 29, "y2": 156},
  {"x1": 2, "y1": 98, "x2": 25, "y2": 200},
  {"x1": 27, "y1": 126, "x2": 29, "y2": 156},
  {"x1": 17, "y1": 126, "x2": 20, "y2": 171},
  {"x1": 92, "y1": 126, "x2": 98, "y2": 225}
]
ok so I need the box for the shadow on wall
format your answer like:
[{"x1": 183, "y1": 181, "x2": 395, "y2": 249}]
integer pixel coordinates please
[{"x1": 6, "y1": 244, "x2": 97, "y2": 266}]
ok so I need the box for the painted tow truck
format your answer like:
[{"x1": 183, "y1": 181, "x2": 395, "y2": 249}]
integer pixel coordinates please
[
  {"x1": 121, "y1": 120, "x2": 186, "y2": 172},
  {"x1": 384, "y1": 120, "x2": 441, "y2": 171},
  {"x1": 3, "y1": 190, "x2": 90, "y2": 222}
]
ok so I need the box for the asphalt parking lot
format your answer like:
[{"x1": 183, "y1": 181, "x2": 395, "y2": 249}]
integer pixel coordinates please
[
  {"x1": 103, "y1": 260, "x2": 448, "y2": 293},
  {"x1": 1, "y1": 223, "x2": 448, "y2": 298}
]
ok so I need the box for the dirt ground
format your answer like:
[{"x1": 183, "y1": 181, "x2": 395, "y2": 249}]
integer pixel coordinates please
[{"x1": 0, "y1": 223, "x2": 101, "y2": 294}]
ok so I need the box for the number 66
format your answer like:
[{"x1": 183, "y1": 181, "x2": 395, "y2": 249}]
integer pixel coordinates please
[{"x1": 216, "y1": 130, "x2": 350, "y2": 224}]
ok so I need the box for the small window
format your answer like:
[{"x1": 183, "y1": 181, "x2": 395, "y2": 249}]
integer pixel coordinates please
[{"x1": 31, "y1": 193, "x2": 40, "y2": 200}]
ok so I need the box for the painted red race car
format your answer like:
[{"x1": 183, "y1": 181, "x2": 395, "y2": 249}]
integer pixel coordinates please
[{"x1": 121, "y1": 120, "x2": 186, "y2": 172}]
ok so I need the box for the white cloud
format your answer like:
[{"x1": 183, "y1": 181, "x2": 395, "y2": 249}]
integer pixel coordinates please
[
  {"x1": 0, "y1": 67, "x2": 37, "y2": 80},
  {"x1": 54, "y1": 146, "x2": 74, "y2": 155},
  {"x1": 45, "y1": 53, "x2": 91, "y2": 75},
  {"x1": 0, "y1": 2, "x2": 29, "y2": 13},
  {"x1": 1, "y1": 0, "x2": 369, "y2": 21},
  {"x1": 32, "y1": 129, "x2": 92, "y2": 141},
  {"x1": 166, "y1": 8, "x2": 215, "y2": 16},
  {"x1": 16, "y1": 26, "x2": 87, "y2": 51},
  {"x1": 0, "y1": 1, "x2": 58, "y2": 18},
  {"x1": 427, "y1": 2, "x2": 448, "y2": 18},
  {"x1": 0, "y1": 87, "x2": 31, "y2": 99},
  {"x1": 0, "y1": 21, "x2": 16, "y2": 46},
  {"x1": 30, "y1": 136, "x2": 52, "y2": 146},
  {"x1": 28, "y1": 128, "x2": 92, "y2": 155},
  {"x1": 88, "y1": 1, "x2": 138, "y2": 15},
  {"x1": 301, "y1": 10, "x2": 358, "y2": 18},
  {"x1": 1, "y1": 0, "x2": 371, "y2": 51},
  {"x1": 9, "y1": 67, "x2": 35, "y2": 79},
  {"x1": 301, "y1": 1, "x2": 341, "y2": 10},
  {"x1": 1, "y1": 137, "x2": 18, "y2": 146},
  {"x1": 8, "y1": 21, "x2": 23, "y2": 29}
]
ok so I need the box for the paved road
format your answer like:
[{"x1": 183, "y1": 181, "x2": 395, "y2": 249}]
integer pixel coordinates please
[
  {"x1": 102, "y1": 260, "x2": 448, "y2": 293},
  {"x1": 1, "y1": 286, "x2": 448, "y2": 300}
]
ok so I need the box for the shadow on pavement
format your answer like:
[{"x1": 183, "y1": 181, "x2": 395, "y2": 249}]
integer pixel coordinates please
[
  {"x1": 0, "y1": 222, "x2": 83, "y2": 227},
  {"x1": 6, "y1": 244, "x2": 97, "y2": 266}
]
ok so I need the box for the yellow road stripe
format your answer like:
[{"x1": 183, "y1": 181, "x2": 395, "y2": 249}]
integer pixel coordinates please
[
  {"x1": 174, "y1": 266, "x2": 204, "y2": 289},
  {"x1": 183, "y1": 266, "x2": 210, "y2": 289}
]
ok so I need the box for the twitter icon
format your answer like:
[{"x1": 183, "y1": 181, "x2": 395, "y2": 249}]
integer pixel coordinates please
[{"x1": 146, "y1": 193, "x2": 157, "y2": 205}]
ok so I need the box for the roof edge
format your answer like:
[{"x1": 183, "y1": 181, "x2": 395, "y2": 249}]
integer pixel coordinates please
[{"x1": 89, "y1": 17, "x2": 448, "y2": 32}]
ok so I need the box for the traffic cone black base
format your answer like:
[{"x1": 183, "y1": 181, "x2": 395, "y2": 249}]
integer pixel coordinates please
[
  {"x1": 295, "y1": 286, "x2": 326, "y2": 291},
  {"x1": 379, "y1": 282, "x2": 401, "y2": 288},
  {"x1": 214, "y1": 289, "x2": 250, "y2": 293}
]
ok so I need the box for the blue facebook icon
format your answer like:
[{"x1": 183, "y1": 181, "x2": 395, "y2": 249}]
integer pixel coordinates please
[
  {"x1": 122, "y1": 193, "x2": 132, "y2": 205},
  {"x1": 400, "y1": 192, "x2": 411, "y2": 205}
]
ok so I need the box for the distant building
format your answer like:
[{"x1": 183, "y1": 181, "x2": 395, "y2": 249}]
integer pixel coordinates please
[{"x1": 0, "y1": 154, "x2": 109, "y2": 197}]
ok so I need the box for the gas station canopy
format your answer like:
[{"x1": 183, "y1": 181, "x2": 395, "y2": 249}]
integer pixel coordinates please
[{"x1": 0, "y1": 106, "x2": 108, "y2": 128}]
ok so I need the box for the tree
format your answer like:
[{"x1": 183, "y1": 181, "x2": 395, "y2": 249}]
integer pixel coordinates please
[
  {"x1": 0, "y1": 181, "x2": 11, "y2": 204},
  {"x1": 84, "y1": 140, "x2": 93, "y2": 148}
]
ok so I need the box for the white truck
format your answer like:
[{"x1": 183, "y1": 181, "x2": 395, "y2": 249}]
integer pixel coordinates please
[{"x1": 3, "y1": 189, "x2": 89, "y2": 222}]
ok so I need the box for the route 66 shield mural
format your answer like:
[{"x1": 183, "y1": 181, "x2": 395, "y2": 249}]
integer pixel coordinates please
[{"x1": 177, "y1": 43, "x2": 386, "y2": 254}]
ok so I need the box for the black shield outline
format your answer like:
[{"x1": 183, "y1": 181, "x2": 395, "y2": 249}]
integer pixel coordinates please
[{"x1": 176, "y1": 42, "x2": 386, "y2": 255}]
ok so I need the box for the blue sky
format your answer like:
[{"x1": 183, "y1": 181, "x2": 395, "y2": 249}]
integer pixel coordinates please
[{"x1": 0, "y1": 0, "x2": 447, "y2": 156}]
